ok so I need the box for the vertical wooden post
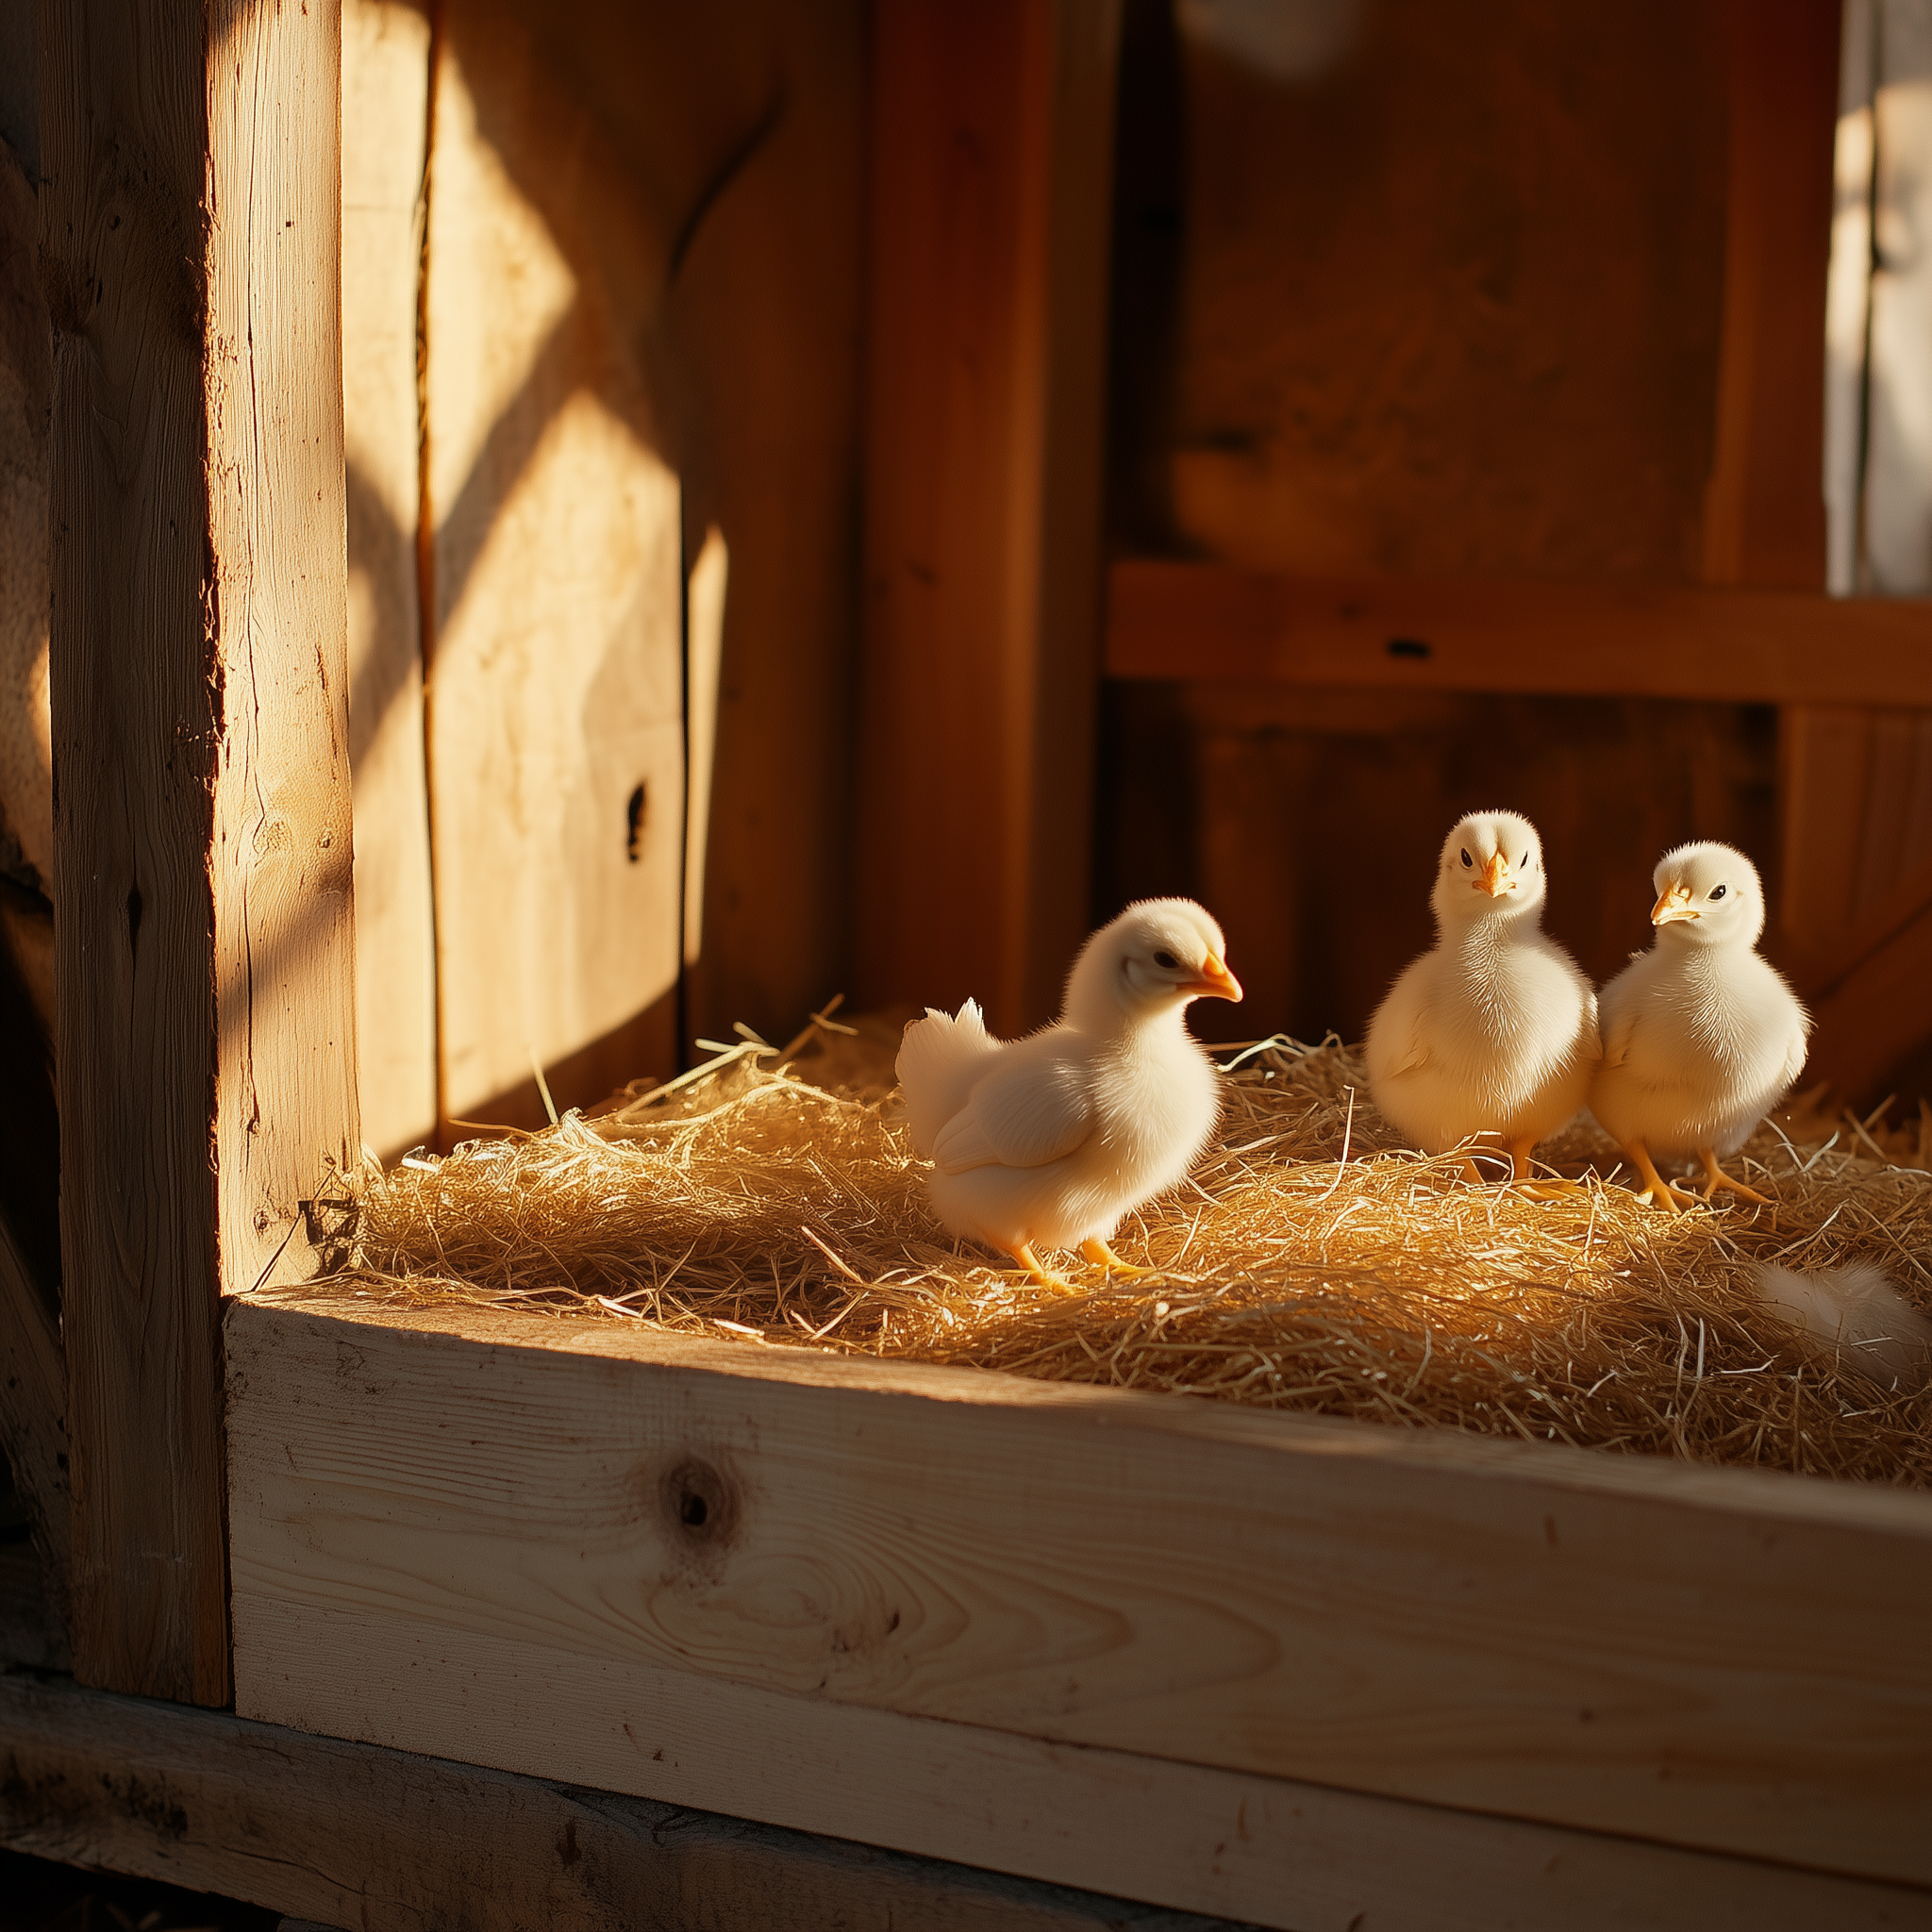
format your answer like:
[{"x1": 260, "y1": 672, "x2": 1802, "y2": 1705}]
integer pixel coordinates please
[
  {"x1": 856, "y1": 0, "x2": 1121, "y2": 1036},
  {"x1": 40, "y1": 0, "x2": 357, "y2": 1704}
]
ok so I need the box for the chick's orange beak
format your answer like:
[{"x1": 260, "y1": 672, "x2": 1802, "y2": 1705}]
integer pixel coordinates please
[
  {"x1": 1651, "y1": 882, "x2": 1698, "y2": 924},
  {"x1": 1185, "y1": 955, "x2": 1243, "y2": 1003},
  {"x1": 1476, "y1": 852, "x2": 1515, "y2": 897}
]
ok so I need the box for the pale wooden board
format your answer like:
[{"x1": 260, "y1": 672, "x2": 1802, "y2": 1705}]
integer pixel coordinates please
[
  {"x1": 225, "y1": 1298, "x2": 1932, "y2": 1894},
  {"x1": 342, "y1": 0, "x2": 437, "y2": 1160},
  {"x1": 0, "y1": 1669, "x2": 1254, "y2": 1932},
  {"x1": 42, "y1": 0, "x2": 356, "y2": 1703},
  {"x1": 1108, "y1": 558, "x2": 1932, "y2": 707},
  {"x1": 205, "y1": 0, "x2": 363, "y2": 1294},
  {"x1": 425, "y1": 10, "x2": 682, "y2": 1124}
]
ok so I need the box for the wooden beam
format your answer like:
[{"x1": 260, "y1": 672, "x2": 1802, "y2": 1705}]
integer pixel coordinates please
[
  {"x1": 1105, "y1": 558, "x2": 1932, "y2": 705},
  {"x1": 40, "y1": 0, "x2": 358, "y2": 1703},
  {"x1": 1701, "y1": 0, "x2": 1839, "y2": 588},
  {"x1": 226, "y1": 1297, "x2": 1932, "y2": 1903},
  {"x1": 856, "y1": 0, "x2": 1121, "y2": 1037},
  {"x1": 0, "y1": 1670, "x2": 1255, "y2": 1932}
]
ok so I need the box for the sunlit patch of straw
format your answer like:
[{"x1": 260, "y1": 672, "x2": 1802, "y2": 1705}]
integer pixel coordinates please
[{"x1": 296, "y1": 1027, "x2": 1932, "y2": 1487}]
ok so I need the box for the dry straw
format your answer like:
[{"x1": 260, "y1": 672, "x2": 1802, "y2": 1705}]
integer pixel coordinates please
[{"x1": 302, "y1": 1008, "x2": 1932, "y2": 1488}]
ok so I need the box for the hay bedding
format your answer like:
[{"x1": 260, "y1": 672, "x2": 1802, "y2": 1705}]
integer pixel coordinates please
[{"x1": 297, "y1": 1009, "x2": 1932, "y2": 1489}]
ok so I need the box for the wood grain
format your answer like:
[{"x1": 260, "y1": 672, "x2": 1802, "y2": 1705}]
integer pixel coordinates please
[
  {"x1": 1700, "y1": 0, "x2": 1837, "y2": 588},
  {"x1": 856, "y1": 0, "x2": 1121, "y2": 1036},
  {"x1": 1165, "y1": 0, "x2": 1729, "y2": 582},
  {"x1": 226, "y1": 1297, "x2": 1932, "y2": 1893},
  {"x1": 0, "y1": 1669, "x2": 1261, "y2": 1932},
  {"x1": 342, "y1": 0, "x2": 437, "y2": 1160},
  {"x1": 425, "y1": 7, "x2": 683, "y2": 1124},
  {"x1": 1106, "y1": 558, "x2": 1932, "y2": 706},
  {"x1": 42, "y1": 0, "x2": 358, "y2": 1703}
]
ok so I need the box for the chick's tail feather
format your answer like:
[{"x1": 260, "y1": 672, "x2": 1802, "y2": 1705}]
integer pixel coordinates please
[
  {"x1": 1755, "y1": 1261, "x2": 1932, "y2": 1393},
  {"x1": 895, "y1": 999, "x2": 1000, "y2": 1157}
]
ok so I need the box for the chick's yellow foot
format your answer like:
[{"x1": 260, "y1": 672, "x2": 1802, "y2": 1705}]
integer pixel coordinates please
[
  {"x1": 1079, "y1": 1238, "x2": 1160, "y2": 1279},
  {"x1": 1505, "y1": 1141, "x2": 1584, "y2": 1200},
  {"x1": 1621, "y1": 1141, "x2": 1686, "y2": 1213},
  {"x1": 1005, "y1": 1241, "x2": 1074, "y2": 1292},
  {"x1": 1694, "y1": 1149, "x2": 1772, "y2": 1206}
]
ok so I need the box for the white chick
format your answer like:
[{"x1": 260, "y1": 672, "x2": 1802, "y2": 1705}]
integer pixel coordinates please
[
  {"x1": 1590, "y1": 841, "x2": 1808, "y2": 1210},
  {"x1": 1365, "y1": 810, "x2": 1598, "y2": 1190},
  {"x1": 895, "y1": 899, "x2": 1242, "y2": 1286}
]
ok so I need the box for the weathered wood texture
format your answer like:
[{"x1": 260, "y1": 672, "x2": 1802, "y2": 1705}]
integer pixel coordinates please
[
  {"x1": 227, "y1": 1298, "x2": 1932, "y2": 1910},
  {"x1": 1161, "y1": 0, "x2": 1728, "y2": 579},
  {"x1": 1107, "y1": 560, "x2": 1932, "y2": 706},
  {"x1": 856, "y1": 0, "x2": 1120, "y2": 1037},
  {"x1": 425, "y1": 2, "x2": 684, "y2": 1127},
  {"x1": 0, "y1": 1671, "x2": 1258, "y2": 1932},
  {"x1": 342, "y1": 0, "x2": 437, "y2": 1160},
  {"x1": 40, "y1": 0, "x2": 358, "y2": 1702}
]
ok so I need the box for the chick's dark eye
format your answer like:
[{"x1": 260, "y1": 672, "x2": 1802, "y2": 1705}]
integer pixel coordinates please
[
  {"x1": 1459, "y1": 849, "x2": 1473, "y2": 868},
  {"x1": 1709, "y1": 884, "x2": 1726, "y2": 901},
  {"x1": 1153, "y1": 949, "x2": 1179, "y2": 970}
]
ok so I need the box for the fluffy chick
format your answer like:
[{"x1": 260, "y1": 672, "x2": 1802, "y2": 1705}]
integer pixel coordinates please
[
  {"x1": 1366, "y1": 810, "x2": 1598, "y2": 1190},
  {"x1": 1590, "y1": 841, "x2": 1808, "y2": 1210},
  {"x1": 895, "y1": 899, "x2": 1242, "y2": 1287}
]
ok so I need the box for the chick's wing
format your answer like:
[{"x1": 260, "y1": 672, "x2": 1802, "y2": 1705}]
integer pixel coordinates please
[{"x1": 931, "y1": 1054, "x2": 1095, "y2": 1174}]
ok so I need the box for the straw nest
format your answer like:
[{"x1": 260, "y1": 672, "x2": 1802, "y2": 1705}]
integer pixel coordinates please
[{"x1": 296, "y1": 1008, "x2": 1932, "y2": 1488}]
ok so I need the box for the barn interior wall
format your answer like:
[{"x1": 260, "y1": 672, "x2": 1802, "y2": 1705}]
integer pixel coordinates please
[
  {"x1": 1096, "y1": 0, "x2": 1932, "y2": 1091},
  {"x1": 342, "y1": 0, "x2": 864, "y2": 1151}
]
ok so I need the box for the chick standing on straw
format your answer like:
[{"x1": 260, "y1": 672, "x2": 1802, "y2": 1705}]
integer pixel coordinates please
[
  {"x1": 1589, "y1": 841, "x2": 1808, "y2": 1210},
  {"x1": 896, "y1": 899, "x2": 1242, "y2": 1290}
]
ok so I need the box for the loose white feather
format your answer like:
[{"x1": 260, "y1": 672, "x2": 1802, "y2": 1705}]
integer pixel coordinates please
[{"x1": 1755, "y1": 1261, "x2": 1932, "y2": 1393}]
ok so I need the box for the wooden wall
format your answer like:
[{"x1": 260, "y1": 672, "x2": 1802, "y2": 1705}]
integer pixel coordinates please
[
  {"x1": 341, "y1": 0, "x2": 864, "y2": 1148},
  {"x1": 1096, "y1": 0, "x2": 1924, "y2": 1090}
]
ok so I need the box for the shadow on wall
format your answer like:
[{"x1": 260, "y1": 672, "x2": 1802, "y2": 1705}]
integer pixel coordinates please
[{"x1": 341, "y1": 0, "x2": 862, "y2": 1148}]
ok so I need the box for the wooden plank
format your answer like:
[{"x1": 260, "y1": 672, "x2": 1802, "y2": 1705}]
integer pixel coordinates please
[
  {"x1": 855, "y1": 0, "x2": 1121, "y2": 1037},
  {"x1": 1804, "y1": 859, "x2": 1932, "y2": 1104},
  {"x1": 1105, "y1": 558, "x2": 1932, "y2": 705},
  {"x1": 342, "y1": 0, "x2": 437, "y2": 1160},
  {"x1": 0, "y1": 1670, "x2": 1257, "y2": 1932},
  {"x1": 1780, "y1": 705, "x2": 1874, "y2": 958},
  {"x1": 1701, "y1": 0, "x2": 1838, "y2": 588},
  {"x1": 41, "y1": 0, "x2": 358, "y2": 1702},
  {"x1": 425, "y1": 6, "x2": 683, "y2": 1126},
  {"x1": 226, "y1": 1298, "x2": 1932, "y2": 1896},
  {"x1": 0, "y1": 1217, "x2": 67, "y2": 1641}
]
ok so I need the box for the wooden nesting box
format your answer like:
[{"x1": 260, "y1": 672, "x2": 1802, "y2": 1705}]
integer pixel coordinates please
[{"x1": 4, "y1": 2, "x2": 1932, "y2": 1928}]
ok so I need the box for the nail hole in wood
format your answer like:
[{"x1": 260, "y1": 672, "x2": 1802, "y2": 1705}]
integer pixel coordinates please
[
  {"x1": 1387, "y1": 637, "x2": 1431, "y2": 659},
  {"x1": 625, "y1": 782, "x2": 646, "y2": 862}
]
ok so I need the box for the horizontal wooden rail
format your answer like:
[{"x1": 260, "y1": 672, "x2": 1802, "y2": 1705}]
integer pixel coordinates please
[
  {"x1": 0, "y1": 1670, "x2": 1241, "y2": 1932},
  {"x1": 1106, "y1": 558, "x2": 1932, "y2": 706},
  {"x1": 226, "y1": 1298, "x2": 1932, "y2": 1918}
]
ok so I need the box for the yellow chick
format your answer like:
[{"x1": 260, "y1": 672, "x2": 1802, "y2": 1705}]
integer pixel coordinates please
[
  {"x1": 895, "y1": 899, "x2": 1242, "y2": 1287},
  {"x1": 1366, "y1": 810, "x2": 1598, "y2": 1190},
  {"x1": 1589, "y1": 841, "x2": 1808, "y2": 1210}
]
